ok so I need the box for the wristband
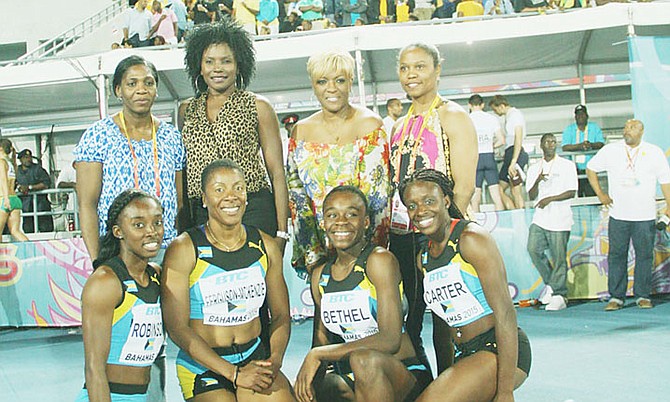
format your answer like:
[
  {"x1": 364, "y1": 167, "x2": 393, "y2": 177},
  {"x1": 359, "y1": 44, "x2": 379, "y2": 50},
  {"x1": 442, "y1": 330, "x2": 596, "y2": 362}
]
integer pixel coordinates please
[
  {"x1": 232, "y1": 365, "x2": 239, "y2": 390},
  {"x1": 275, "y1": 230, "x2": 290, "y2": 240}
]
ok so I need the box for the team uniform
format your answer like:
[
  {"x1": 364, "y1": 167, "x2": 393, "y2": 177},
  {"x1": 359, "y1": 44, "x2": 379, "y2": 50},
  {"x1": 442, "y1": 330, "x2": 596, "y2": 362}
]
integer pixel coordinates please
[
  {"x1": 76, "y1": 257, "x2": 164, "y2": 402},
  {"x1": 318, "y1": 244, "x2": 432, "y2": 400},
  {"x1": 421, "y1": 219, "x2": 532, "y2": 375},
  {"x1": 176, "y1": 225, "x2": 270, "y2": 400},
  {"x1": 1, "y1": 157, "x2": 22, "y2": 212}
]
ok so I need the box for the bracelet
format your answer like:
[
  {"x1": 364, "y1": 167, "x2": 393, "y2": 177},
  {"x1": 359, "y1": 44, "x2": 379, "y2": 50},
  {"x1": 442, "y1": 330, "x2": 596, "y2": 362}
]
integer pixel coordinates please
[
  {"x1": 232, "y1": 365, "x2": 239, "y2": 390},
  {"x1": 275, "y1": 230, "x2": 290, "y2": 240}
]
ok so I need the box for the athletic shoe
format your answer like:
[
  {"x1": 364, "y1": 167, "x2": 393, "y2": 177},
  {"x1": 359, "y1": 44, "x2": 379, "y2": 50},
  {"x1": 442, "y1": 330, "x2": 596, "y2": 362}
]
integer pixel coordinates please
[
  {"x1": 636, "y1": 298, "x2": 653, "y2": 309},
  {"x1": 539, "y1": 285, "x2": 554, "y2": 305},
  {"x1": 545, "y1": 295, "x2": 567, "y2": 311},
  {"x1": 604, "y1": 298, "x2": 624, "y2": 311}
]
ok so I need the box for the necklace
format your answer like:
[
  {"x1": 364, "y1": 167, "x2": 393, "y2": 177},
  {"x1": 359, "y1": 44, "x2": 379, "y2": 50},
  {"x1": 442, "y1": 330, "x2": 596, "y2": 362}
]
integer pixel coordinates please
[{"x1": 206, "y1": 222, "x2": 245, "y2": 252}]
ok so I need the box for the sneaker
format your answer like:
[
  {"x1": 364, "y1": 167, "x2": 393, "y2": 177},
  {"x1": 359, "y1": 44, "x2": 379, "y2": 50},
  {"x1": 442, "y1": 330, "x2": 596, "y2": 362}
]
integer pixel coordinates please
[
  {"x1": 545, "y1": 295, "x2": 567, "y2": 311},
  {"x1": 604, "y1": 297, "x2": 624, "y2": 311},
  {"x1": 636, "y1": 298, "x2": 653, "y2": 309},
  {"x1": 539, "y1": 285, "x2": 554, "y2": 305}
]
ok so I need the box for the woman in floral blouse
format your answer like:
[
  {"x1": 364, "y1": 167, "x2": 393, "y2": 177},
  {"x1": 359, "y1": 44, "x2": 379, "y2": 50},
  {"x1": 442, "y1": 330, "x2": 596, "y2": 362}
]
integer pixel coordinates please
[{"x1": 287, "y1": 49, "x2": 391, "y2": 278}]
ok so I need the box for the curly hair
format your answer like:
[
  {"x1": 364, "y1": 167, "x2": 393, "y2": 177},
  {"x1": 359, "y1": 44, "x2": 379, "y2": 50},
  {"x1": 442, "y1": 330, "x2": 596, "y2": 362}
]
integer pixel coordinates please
[
  {"x1": 184, "y1": 19, "x2": 256, "y2": 95},
  {"x1": 93, "y1": 189, "x2": 163, "y2": 269},
  {"x1": 398, "y1": 168, "x2": 464, "y2": 220}
]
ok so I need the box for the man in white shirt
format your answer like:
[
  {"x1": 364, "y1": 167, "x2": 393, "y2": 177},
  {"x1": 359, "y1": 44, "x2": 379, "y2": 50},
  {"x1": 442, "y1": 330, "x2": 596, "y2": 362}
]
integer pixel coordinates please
[
  {"x1": 468, "y1": 94, "x2": 505, "y2": 212},
  {"x1": 526, "y1": 133, "x2": 577, "y2": 311},
  {"x1": 123, "y1": 0, "x2": 153, "y2": 47},
  {"x1": 587, "y1": 119, "x2": 670, "y2": 311},
  {"x1": 490, "y1": 95, "x2": 529, "y2": 210},
  {"x1": 382, "y1": 98, "x2": 403, "y2": 137}
]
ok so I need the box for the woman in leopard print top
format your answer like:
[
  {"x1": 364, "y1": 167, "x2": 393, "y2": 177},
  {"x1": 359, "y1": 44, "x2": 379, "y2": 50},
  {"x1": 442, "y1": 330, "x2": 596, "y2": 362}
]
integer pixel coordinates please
[{"x1": 179, "y1": 20, "x2": 289, "y2": 251}]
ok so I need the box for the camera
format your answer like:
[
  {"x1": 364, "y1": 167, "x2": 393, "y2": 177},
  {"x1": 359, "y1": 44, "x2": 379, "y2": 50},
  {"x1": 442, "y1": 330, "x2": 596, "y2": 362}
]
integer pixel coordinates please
[{"x1": 656, "y1": 215, "x2": 670, "y2": 231}]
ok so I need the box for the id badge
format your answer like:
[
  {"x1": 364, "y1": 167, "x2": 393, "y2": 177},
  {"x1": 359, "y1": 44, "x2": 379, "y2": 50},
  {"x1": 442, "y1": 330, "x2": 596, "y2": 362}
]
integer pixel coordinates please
[
  {"x1": 621, "y1": 174, "x2": 640, "y2": 187},
  {"x1": 390, "y1": 190, "x2": 411, "y2": 233}
]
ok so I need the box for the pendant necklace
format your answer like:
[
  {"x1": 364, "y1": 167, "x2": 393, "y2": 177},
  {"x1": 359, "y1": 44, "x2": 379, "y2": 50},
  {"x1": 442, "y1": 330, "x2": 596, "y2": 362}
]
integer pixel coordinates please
[{"x1": 206, "y1": 222, "x2": 245, "y2": 252}]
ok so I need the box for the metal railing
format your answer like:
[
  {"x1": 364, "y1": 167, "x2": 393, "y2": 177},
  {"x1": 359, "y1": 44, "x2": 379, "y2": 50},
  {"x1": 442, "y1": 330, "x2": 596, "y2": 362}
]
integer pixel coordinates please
[
  {"x1": 17, "y1": 188, "x2": 79, "y2": 233},
  {"x1": 10, "y1": 0, "x2": 125, "y2": 66}
]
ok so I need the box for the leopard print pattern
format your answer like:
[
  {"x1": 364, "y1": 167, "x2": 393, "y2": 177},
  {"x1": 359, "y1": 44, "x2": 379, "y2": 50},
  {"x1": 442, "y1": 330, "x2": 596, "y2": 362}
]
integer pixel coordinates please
[{"x1": 182, "y1": 90, "x2": 270, "y2": 198}]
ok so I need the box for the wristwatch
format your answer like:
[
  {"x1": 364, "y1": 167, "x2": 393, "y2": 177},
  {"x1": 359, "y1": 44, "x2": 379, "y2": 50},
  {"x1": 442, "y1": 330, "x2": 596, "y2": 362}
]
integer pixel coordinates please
[{"x1": 275, "y1": 230, "x2": 290, "y2": 240}]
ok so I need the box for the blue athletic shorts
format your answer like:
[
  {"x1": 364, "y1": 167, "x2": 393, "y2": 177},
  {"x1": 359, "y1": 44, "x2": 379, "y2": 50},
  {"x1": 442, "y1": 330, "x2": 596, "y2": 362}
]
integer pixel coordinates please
[
  {"x1": 75, "y1": 383, "x2": 148, "y2": 402},
  {"x1": 475, "y1": 153, "x2": 499, "y2": 188}
]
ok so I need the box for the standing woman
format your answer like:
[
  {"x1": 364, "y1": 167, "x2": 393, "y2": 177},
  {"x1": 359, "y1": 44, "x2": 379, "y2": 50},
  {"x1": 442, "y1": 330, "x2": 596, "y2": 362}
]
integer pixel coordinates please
[
  {"x1": 77, "y1": 189, "x2": 165, "y2": 402},
  {"x1": 0, "y1": 139, "x2": 28, "y2": 242},
  {"x1": 287, "y1": 49, "x2": 391, "y2": 277},
  {"x1": 180, "y1": 20, "x2": 289, "y2": 251},
  {"x1": 161, "y1": 159, "x2": 294, "y2": 402},
  {"x1": 75, "y1": 55, "x2": 185, "y2": 262},
  {"x1": 390, "y1": 42, "x2": 478, "y2": 370},
  {"x1": 399, "y1": 169, "x2": 531, "y2": 402},
  {"x1": 294, "y1": 186, "x2": 431, "y2": 402}
]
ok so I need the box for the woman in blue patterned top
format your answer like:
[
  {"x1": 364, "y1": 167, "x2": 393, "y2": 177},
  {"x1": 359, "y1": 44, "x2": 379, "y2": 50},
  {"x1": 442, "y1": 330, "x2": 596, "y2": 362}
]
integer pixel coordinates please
[
  {"x1": 74, "y1": 55, "x2": 185, "y2": 263},
  {"x1": 77, "y1": 189, "x2": 165, "y2": 402}
]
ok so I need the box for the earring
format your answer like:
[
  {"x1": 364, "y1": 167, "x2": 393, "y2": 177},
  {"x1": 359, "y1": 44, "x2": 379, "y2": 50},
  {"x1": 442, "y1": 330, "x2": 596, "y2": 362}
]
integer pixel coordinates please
[{"x1": 245, "y1": 201, "x2": 249, "y2": 206}]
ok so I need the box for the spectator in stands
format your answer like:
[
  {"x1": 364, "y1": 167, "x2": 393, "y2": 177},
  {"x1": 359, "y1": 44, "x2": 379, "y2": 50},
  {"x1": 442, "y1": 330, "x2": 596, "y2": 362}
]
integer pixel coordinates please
[
  {"x1": 180, "y1": 20, "x2": 289, "y2": 248},
  {"x1": 0, "y1": 139, "x2": 28, "y2": 242},
  {"x1": 413, "y1": 0, "x2": 434, "y2": 20},
  {"x1": 489, "y1": 94, "x2": 529, "y2": 210},
  {"x1": 297, "y1": 0, "x2": 325, "y2": 27},
  {"x1": 432, "y1": 0, "x2": 456, "y2": 19},
  {"x1": 16, "y1": 149, "x2": 54, "y2": 233},
  {"x1": 56, "y1": 161, "x2": 77, "y2": 231},
  {"x1": 383, "y1": 97, "x2": 404, "y2": 136},
  {"x1": 168, "y1": 0, "x2": 189, "y2": 42},
  {"x1": 485, "y1": 0, "x2": 515, "y2": 14},
  {"x1": 457, "y1": 0, "x2": 484, "y2": 17},
  {"x1": 391, "y1": 43, "x2": 478, "y2": 376},
  {"x1": 514, "y1": 0, "x2": 549, "y2": 13},
  {"x1": 586, "y1": 119, "x2": 670, "y2": 311},
  {"x1": 287, "y1": 49, "x2": 391, "y2": 278},
  {"x1": 340, "y1": 0, "x2": 369, "y2": 26},
  {"x1": 151, "y1": 0, "x2": 179, "y2": 45},
  {"x1": 561, "y1": 104, "x2": 604, "y2": 197},
  {"x1": 281, "y1": 113, "x2": 299, "y2": 161},
  {"x1": 526, "y1": 133, "x2": 577, "y2": 311},
  {"x1": 379, "y1": 0, "x2": 397, "y2": 23},
  {"x1": 190, "y1": 0, "x2": 222, "y2": 24},
  {"x1": 234, "y1": 0, "x2": 260, "y2": 35},
  {"x1": 122, "y1": 0, "x2": 155, "y2": 48},
  {"x1": 468, "y1": 94, "x2": 505, "y2": 212},
  {"x1": 75, "y1": 55, "x2": 185, "y2": 264},
  {"x1": 322, "y1": 0, "x2": 339, "y2": 23},
  {"x1": 299, "y1": 19, "x2": 313, "y2": 30},
  {"x1": 279, "y1": 9, "x2": 303, "y2": 32},
  {"x1": 219, "y1": 0, "x2": 235, "y2": 16},
  {"x1": 257, "y1": 0, "x2": 280, "y2": 35},
  {"x1": 395, "y1": 0, "x2": 413, "y2": 22}
]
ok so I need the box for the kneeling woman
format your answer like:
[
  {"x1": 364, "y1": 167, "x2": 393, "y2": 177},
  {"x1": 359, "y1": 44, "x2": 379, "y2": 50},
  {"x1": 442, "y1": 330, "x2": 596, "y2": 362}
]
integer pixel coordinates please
[
  {"x1": 161, "y1": 159, "x2": 294, "y2": 401},
  {"x1": 295, "y1": 186, "x2": 432, "y2": 402},
  {"x1": 399, "y1": 169, "x2": 531, "y2": 402},
  {"x1": 78, "y1": 189, "x2": 165, "y2": 401}
]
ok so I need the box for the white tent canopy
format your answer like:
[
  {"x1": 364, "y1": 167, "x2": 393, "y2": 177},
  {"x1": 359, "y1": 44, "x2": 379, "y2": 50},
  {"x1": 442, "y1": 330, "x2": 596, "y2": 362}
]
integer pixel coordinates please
[{"x1": 1, "y1": 3, "x2": 669, "y2": 136}]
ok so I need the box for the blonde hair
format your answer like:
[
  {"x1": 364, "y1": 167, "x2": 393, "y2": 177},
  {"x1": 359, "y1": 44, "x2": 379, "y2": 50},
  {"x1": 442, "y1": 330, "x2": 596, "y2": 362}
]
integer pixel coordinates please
[{"x1": 307, "y1": 50, "x2": 355, "y2": 83}]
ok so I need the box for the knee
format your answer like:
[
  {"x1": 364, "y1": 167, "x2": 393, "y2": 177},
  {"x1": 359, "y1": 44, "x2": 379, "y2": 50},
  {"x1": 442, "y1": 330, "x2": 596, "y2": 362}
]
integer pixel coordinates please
[{"x1": 349, "y1": 349, "x2": 383, "y2": 384}]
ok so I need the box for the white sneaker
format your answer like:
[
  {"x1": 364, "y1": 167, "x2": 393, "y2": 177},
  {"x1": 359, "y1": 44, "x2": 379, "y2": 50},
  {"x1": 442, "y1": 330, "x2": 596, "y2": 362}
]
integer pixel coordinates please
[
  {"x1": 539, "y1": 285, "x2": 554, "y2": 305},
  {"x1": 545, "y1": 295, "x2": 567, "y2": 311}
]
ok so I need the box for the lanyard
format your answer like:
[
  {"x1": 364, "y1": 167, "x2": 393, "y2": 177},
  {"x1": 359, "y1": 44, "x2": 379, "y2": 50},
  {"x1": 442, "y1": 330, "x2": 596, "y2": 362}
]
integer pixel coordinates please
[
  {"x1": 625, "y1": 144, "x2": 640, "y2": 172},
  {"x1": 577, "y1": 125, "x2": 588, "y2": 143},
  {"x1": 119, "y1": 111, "x2": 161, "y2": 197},
  {"x1": 393, "y1": 95, "x2": 442, "y2": 183}
]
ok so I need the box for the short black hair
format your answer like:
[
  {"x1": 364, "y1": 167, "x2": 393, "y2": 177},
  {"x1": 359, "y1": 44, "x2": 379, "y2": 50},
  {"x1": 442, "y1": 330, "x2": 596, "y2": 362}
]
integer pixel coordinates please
[
  {"x1": 0, "y1": 139, "x2": 12, "y2": 154},
  {"x1": 200, "y1": 158, "x2": 245, "y2": 192},
  {"x1": 468, "y1": 94, "x2": 484, "y2": 106},
  {"x1": 399, "y1": 169, "x2": 464, "y2": 220},
  {"x1": 112, "y1": 55, "x2": 159, "y2": 97},
  {"x1": 323, "y1": 185, "x2": 369, "y2": 216},
  {"x1": 184, "y1": 19, "x2": 256, "y2": 95},
  {"x1": 489, "y1": 95, "x2": 509, "y2": 108}
]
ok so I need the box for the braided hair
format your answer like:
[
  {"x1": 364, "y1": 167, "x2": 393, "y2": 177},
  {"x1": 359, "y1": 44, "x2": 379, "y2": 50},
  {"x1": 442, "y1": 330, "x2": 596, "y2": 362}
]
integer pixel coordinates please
[
  {"x1": 398, "y1": 168, "x2": 465, "y2": 220},
  {"x1": 93, "y1": 189, "x2": 163, "y2": 269}
]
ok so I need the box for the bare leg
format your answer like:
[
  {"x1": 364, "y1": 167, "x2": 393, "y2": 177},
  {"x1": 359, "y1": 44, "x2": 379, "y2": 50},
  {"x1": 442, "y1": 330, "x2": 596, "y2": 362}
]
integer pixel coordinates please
[
  {"x1": 8, "y1": 210, "x2": 28, "y2": 241},
  {"x1": 315, "y1": 373, "x2": 355, "y2": 402},
  {"x1": 510, "y1": 183, "x2": 525, "y2": 209},
  {"x1": 488, "y1": 185, "x2": 504, "y2": 211},
  {"x1": 0, "y1": 210, "x2": 8, "y2": 242},
  {"x1": 349, "y1": 349, "x2": 416, "y2": 402},
  {"x1": 498, "y1": 182, "x2": 515, "y2": 210},
  {"x1": 470, "y1": 188, "x2": 482, "y2": 213},
  {"x1": 238, "y1": 371, "x2": 296, "y2": 402},
  {"x1": 416, "y1": 351, "x2": 527, "y2": 402}
]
